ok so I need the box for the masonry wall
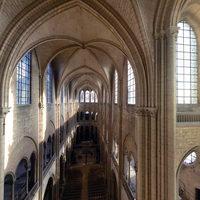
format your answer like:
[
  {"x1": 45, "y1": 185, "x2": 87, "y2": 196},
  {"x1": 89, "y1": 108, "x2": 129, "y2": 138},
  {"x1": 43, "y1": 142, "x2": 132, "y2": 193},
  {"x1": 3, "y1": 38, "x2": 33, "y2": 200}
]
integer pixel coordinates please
[
  {"x1": 3, "y1": 51, "x2": 67, "y2": 198},
  {"x1": 176, "y1": 126, "x2": 200, "y2": 169},
  {"x1": 175, "y1": 125, "x2": 200, "y2": 198},
  {"x1": 5, "y1": 51, "x2": 39, "y2": 173}
]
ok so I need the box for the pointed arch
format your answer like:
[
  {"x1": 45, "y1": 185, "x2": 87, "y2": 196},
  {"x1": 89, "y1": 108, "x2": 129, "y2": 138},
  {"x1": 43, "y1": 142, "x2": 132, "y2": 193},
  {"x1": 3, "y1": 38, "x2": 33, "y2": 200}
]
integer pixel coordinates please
[{"x1": 0, "y1": 0, "x2": 148, "y2": 108}]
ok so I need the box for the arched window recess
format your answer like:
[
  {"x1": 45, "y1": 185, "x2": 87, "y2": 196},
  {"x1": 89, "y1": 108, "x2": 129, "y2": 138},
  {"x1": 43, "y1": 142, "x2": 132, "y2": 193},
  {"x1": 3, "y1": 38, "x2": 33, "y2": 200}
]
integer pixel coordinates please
[
  {"x1": 4, "y1": 173, "x2": 14, "y2": 200},
  {"x1": 14, "y1": 159, "x2": 28, "y2": 200},
  {"x1": 123, "y1": 153, "x2": 137, "y2": 198}
]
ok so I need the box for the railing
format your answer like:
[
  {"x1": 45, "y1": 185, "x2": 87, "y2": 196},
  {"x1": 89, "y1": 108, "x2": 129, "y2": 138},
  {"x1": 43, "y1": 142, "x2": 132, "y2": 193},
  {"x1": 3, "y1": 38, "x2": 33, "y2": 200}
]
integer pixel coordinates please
[
  {"x1": 122, "y1": 178, "x2": 135, "y2": 200},
  {"x1": 14, "y1": 185, "x2": 27, "y2": 200},
  {"x1": 177, "y1": 112, "x2": 200, "y2": 123},
  {"x1": 43, "y1": 155, "x2": 56, "y2": 177},
  {"x1": 24, "y1": 182, "x2": 39, "y2": 200},
  {"x1": 88, "y1": 194, "x2": 107, "y2": 200},
  {"x1": 112, "y1": 155, "x2": 119, "y2": 168}
]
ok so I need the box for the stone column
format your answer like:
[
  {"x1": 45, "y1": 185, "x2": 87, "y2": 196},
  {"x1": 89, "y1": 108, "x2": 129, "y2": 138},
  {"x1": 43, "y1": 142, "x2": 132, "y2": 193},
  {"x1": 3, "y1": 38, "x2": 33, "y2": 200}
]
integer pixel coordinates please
[
  {"x1": 38, "y1": 74, "x2": 45, "y2": 200},
  {"x1": 0, "y1": 107, "x2": 10, "y2": 199},
  {"x1": 164, "y1": 26, "x2": 178, "y2": 200},
  {"x1": 154, "y1": 26, "x2": 178, "y2": 200},
  {"x1": 107, "y1": 101, "x2": 112, "y2": 200},
  {"x1": 134, "y1": 107, "x2": 157, "y2": 200},
  {"x1": 118, "y1": 77, "x2": 123, "y2": 200},
  {"x1": 55, "y1": 103, "x2": 60, "y2": 199},
  {"x1": 37, "y1": 105, "x2": 46, "y2": 200}
]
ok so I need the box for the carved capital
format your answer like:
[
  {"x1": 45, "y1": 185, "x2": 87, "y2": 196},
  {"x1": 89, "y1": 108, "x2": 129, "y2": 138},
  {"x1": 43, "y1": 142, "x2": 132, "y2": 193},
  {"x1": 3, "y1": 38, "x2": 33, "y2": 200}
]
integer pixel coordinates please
[
  {"x1": 0, "y1": 107, "x2": 10, "y2": 117},
  {"x1": 38, "y1": 102, "x2": 44, "y2": 109},
  {"x1": 39, "y1": 74, "x2": 43, "y2": 79},
  {"x1": 165, "y1": 26, "x2": 179, "y2": 39},
  {"x1": 134, "y1": 107, "x2": 157, "y2": 118},
  {"x1": 154, "y1": 30, "x2": 165, "y2": 40},
  {"x1": 155, "y1": 26, "x2": 179, "y2": 40}
]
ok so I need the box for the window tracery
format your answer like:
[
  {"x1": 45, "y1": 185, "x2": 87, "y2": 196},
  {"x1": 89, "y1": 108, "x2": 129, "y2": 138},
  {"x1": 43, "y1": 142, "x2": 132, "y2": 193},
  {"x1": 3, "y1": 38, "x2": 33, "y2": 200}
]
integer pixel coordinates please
[{"x1": 79, "y1": 90, "x2": 98, "y2": 103}]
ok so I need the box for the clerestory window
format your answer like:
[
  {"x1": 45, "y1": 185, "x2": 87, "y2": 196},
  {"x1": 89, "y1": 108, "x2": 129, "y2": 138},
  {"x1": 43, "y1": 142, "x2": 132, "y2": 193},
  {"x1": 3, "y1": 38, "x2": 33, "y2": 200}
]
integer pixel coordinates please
[
  {"x1": 114, "y1": 70, "x2": 118, "y2": 104},
  {"x1": 79, "y1": 90, "x2": 98, "y2": 103},
  {"x1": 176, "y1": 21, "x2": 198, "y2": 104},
  {"x1": 127, "y1": 61, "x2": 136, "y2": 105},
  {"x1": 46, "y1": 65, "x2": 53, "y2": 104},
  {"x1": 16, "y1": 52, "x2": 31, "y2": 105}
]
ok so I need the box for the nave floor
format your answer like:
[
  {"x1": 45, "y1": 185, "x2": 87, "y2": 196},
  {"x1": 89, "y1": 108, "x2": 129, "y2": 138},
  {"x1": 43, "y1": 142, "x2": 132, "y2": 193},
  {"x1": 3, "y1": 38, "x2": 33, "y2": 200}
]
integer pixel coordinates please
[{"x1": 61, "y1": 164, "x2": 107, "y2": 200}]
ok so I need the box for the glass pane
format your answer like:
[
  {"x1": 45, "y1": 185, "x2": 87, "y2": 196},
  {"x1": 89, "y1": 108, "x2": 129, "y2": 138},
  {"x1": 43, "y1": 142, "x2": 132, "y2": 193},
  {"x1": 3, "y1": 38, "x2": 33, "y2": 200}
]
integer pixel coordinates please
[
  {"x1": 176, "y1": 21, "x2": 197, "y2": 104},
  {"x1": 184, "y1": 152, "x2": 197, "y2": 165},
  {"x1": 115, "y1": 70, "x2": 118, "y2": 104},
  {"x1": 80, "y1": 90, "x2": 84, "y2": 102},
  {"x1": 85, "y1": 90, "x2": 90, "y2": 103},
  {"x1": 46, "y1": 65, "x2": 53, "y2": 104},
  {"x1": 16, "y1": 52, "x2": 31, "y2": 105},
  {"x1": 127, "y1": 61, "x2": 136, "y2": 105}
]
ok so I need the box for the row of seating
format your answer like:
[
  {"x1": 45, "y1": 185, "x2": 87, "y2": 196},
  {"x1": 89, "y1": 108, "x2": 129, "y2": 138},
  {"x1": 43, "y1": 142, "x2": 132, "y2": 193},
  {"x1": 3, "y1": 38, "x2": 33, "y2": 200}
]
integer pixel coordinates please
[
  {"x1": 62, "y1": 170, "x2": 82, "y2": 200},
  {"x1": 88, "y1": 173, "x2": 107, "y2": 200}
]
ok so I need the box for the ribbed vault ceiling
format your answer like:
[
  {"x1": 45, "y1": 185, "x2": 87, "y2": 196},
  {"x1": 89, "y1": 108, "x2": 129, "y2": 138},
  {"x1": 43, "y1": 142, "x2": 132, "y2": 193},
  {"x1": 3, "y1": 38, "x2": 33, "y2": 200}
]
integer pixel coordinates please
[
  {"x1": 27, "y1": 5, "x2": 127, "y2": 96},
  {"x1": 182, "y1": 1, "x2": 200, "y2": 24}
]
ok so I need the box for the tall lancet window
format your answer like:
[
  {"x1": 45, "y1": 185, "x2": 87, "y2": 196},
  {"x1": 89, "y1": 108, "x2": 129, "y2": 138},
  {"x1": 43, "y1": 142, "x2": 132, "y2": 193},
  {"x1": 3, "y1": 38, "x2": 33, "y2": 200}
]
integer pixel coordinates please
[
  {"x1": 127, "y1": 61, "x2": 136, "y2": 105},
  {"x1": 114, "y1": 70, "x2": 118, "y2": 104},
  {"x1": 91, "y1": 90, "x2": 95, "y2": 103},
  {"x1": 176, "y1": 21, "x2": 197, "y2": 104},
  {"x1": 85, "y1": 90, "x2": 90, "y2": 103},
  {"x1": 94, "y1": 92, "x2": 98, "y2": 103},
  {"x1": 46, "y1": 64, "x2": 53, "y2": 104},
  {"x1": 16, "y1": 52, "x2": 31, "y2": 105},
  {"x1": 80, "y1": 90, "x2": 84, "y2": 103}
]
